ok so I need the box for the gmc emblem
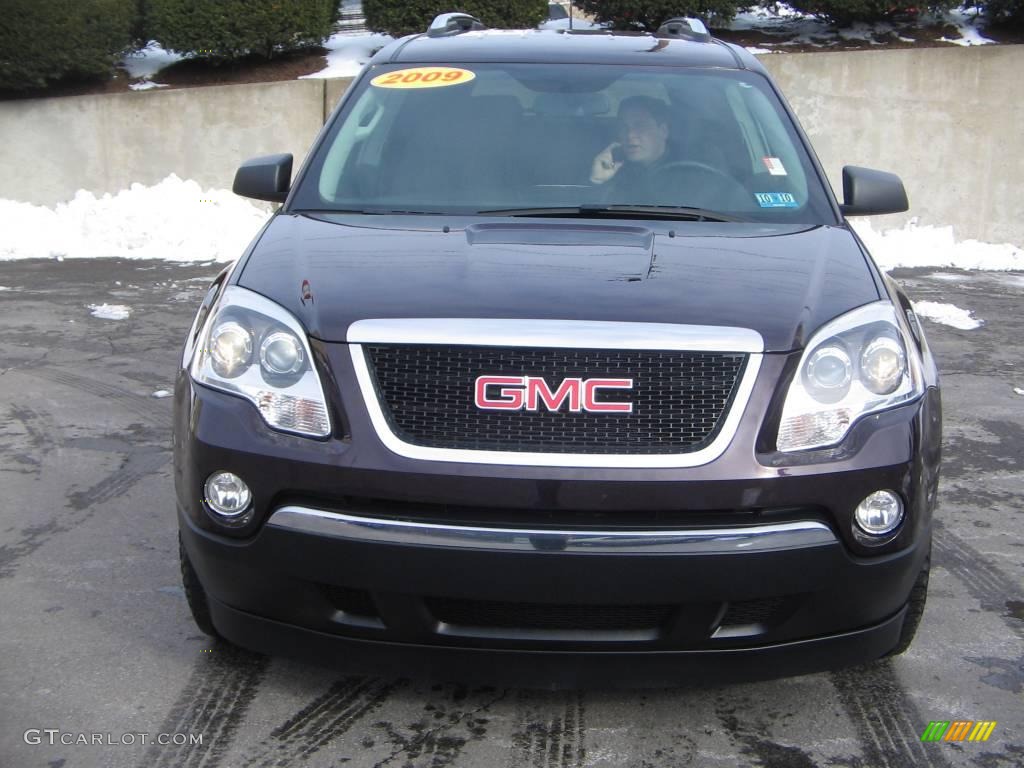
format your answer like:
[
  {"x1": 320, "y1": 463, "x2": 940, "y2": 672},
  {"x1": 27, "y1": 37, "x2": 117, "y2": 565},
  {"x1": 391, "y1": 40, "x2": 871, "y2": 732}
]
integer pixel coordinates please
[{"x1": 474, "y1": 375, "x2": 633, "y2": 413}]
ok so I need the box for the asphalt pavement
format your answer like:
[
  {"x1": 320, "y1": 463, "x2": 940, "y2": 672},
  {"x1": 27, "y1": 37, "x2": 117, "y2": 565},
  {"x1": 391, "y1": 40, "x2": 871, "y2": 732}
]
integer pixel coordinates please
[{"x1": 0, "y1": 257, "x2": 1021, "y2": 767}]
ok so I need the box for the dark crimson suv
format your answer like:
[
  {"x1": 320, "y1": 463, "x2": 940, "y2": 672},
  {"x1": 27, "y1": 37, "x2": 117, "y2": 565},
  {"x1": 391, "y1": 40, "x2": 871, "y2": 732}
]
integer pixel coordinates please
[{"x1": 174, "y1": 14, "x2": 941, "y2": 685}]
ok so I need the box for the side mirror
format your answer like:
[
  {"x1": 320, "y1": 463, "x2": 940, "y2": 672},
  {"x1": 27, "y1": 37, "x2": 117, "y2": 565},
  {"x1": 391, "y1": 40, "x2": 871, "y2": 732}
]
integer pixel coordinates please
[
  {"x1": 839, "y1": 166, "x2": 908, "y2": 216},
  {"x1": 232, "y1": 154, "x2": 293, "y2": 203}
]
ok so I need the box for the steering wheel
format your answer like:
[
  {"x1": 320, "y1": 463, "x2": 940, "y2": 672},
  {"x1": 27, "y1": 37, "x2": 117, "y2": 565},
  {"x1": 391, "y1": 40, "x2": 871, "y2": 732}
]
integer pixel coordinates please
[{"x1": 653, "y1": 161, "x2": 749, "y2": 208}]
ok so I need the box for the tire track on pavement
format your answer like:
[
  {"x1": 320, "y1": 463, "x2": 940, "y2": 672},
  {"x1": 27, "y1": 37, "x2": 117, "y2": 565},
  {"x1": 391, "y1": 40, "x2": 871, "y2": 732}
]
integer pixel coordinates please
[
  {"x1": 0, "y1": 449, "x2": 169, "y2": 578},
  {"x1": 0, "y1": 366, "x2": 172, "y2": 578},
  {"x1": 142, "y1": 645, "x2": 269, "y2": 768},
  {"x1": 510, "y1": 690, "x2": 586, "y2": 768},
  {"x1": 370, "y1": 683, "x2": 508, "y2": 768},
  {"x1": 240, "y1": 676, "x2": 400, "y2": 767},
  {"x1": 25, "y1": 367, "x2": 174, "y2": 429},
  {"x1": 831, "y1": 661, "x2": 952, "y2": 768},
  {"x1": 933, "y1": 521, "x2": 1024, "y2": 638},
  {"x1": 714, "y1": 696, "x2": 818, "y2": 768}
]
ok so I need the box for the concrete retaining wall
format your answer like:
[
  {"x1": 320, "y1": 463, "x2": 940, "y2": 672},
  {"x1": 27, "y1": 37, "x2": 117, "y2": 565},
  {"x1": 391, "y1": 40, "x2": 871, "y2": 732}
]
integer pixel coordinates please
[
  {"x1": 761, "y1": 45, "x2": 1024, "y2": 245},
  {"x1": 0, "y1": 79, "x2": 348, "y2": 207},
  {"x1": 0, "y1": 46, "x2": 1020, "y2": 244}
]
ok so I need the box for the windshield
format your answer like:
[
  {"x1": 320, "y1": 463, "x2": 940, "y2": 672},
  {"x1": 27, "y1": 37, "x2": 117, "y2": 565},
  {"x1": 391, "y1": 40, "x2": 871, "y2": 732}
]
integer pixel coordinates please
[{"x1": 291, "y1": 63, "x2": 836, "y2": 224}]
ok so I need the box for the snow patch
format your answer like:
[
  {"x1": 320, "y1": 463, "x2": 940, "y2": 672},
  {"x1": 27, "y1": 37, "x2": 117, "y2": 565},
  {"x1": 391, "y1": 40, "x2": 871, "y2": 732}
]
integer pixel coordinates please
[
  {"x1": 851, "y1": 219, "x2": 1024, "y2": 272},
  {"x1": 1014, "y1": 387, "x2": 1024, "y2": 396},
  {"x1": 940, "y1": 9, "x2": 995, "y2": 46},
  {"x1": 152, "y1": 390, "x2": 172, "y2": 398},
  {"x1": 746, "y1": 47, "x2": 780, "y2": 55},
  {"x1": 0, "y1": 286, "x2": 12, "y2": 291},
  {"x1": 130, "y1": 81, "x2": 169, "y2": 91},
  {"x1": 300, "y1": 32, "x2": 392, "y2": 79},
  {"x1": 88, "y1": 304, "x2": 132, "y2": 320},
  {"x1": 0, "y1": 175, "x2": 271, "y2": 262},
  {"x1": 913, "y1": 301, "x2": 983, "y2": 330},
  {"x1": 121, "y1": 41, "x2": 184, "y2": 79},
  {"x1": 730, "y1": 4, "x2": 995, "y2": 49}
]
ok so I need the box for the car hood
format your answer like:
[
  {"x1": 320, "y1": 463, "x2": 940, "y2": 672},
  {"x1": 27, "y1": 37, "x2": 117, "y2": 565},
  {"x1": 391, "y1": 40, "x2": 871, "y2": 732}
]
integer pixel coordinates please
[{"x1": 237, "y1": 214, "x2": 880, "y2": 353}]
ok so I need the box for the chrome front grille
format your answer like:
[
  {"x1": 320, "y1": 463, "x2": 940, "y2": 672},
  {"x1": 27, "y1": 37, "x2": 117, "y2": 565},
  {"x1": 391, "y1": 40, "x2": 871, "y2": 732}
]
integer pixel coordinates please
[{"x1": 365, "y1": 344, "x2": 747, "y2": 454}]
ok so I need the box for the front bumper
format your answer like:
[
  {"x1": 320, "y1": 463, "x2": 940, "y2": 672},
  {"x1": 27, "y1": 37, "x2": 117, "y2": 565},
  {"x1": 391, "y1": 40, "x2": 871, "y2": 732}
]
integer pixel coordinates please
[
  {"x1": 173, "y1": 352, "x2": 940, "y2": 682},
  {"x1": 179, "y1": 502, "x2": 926, "y2": 683}
]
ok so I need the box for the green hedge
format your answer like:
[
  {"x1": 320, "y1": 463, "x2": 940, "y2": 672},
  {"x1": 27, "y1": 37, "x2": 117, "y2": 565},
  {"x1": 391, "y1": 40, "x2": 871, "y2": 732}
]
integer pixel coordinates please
[
  {"x1": 968, "y1": 0, "x2": 1024, "y2": 26},
  {"x1": 576, "y1": 0, "x2": 743, "y2": 30},
  {"x1": 0, "y1": 0, "x2": 137, "y2": 90},
  {"x1": 146, "y1": 0, "x2": 338, "y2": 60},
  {"x1": 363, "y1": 0, "x2": 549, "y2": 38},
  {"x1": 783, "y1": 0, "x2": 956, "y2": 25}
]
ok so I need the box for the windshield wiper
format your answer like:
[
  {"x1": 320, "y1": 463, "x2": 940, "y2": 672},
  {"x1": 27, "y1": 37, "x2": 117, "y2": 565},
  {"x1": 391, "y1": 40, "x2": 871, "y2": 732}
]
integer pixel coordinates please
[
  {"x1": 294, "y1": 208, "x2": 448, "y2": 215},
  {"x1": 477, "y1": 205, "x2": 743, "y2": 222}
]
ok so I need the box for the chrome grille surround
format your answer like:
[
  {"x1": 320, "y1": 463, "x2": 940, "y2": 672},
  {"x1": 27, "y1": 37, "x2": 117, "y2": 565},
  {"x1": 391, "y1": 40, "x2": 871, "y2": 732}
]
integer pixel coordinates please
[{"x1": 348, "y1": 318, "x2": 764, "y2": 468}]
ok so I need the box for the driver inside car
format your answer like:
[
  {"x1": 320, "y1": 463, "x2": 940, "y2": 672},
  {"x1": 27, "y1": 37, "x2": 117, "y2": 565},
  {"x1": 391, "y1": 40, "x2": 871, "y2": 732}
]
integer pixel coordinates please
[
  {"x1": 589, "y1": 95, "x2": 746, "y2": 210},
  {"x1": 589, "y1": 95, "x2": 675, "y2": 200}
]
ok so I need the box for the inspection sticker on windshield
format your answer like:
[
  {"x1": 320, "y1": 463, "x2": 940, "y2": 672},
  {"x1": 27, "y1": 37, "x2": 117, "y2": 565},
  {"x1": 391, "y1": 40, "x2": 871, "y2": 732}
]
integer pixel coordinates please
[
  {"x1": 371, "y1": 67, "x2": 476, "y2": 89},
  {"x1": 762, "y1": 157, "x2": 787, "y2": 176},
  {"x1": 755, "y1": 192, "x2": 798, "y2": 209}
]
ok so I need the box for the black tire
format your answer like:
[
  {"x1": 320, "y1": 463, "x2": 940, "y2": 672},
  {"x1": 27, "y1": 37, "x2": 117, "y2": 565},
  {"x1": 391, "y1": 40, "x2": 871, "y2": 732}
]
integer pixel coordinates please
[
  {"x1": 179, "y1": 533, "x2": 221, "y2": 638},
  {"x1": 886, "y1": 551, "x2": 930, "y2": 657}
]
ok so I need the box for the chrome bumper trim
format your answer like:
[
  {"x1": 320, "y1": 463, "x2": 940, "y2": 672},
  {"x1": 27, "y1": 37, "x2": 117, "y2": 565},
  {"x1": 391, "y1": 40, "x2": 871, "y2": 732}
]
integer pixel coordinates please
[{"x1": 266, "y1": 506, "x2": 837, "y2": 555}]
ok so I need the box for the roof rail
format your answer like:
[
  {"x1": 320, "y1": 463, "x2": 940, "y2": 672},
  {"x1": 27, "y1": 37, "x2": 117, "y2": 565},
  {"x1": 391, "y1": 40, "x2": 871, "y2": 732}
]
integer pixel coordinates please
[
  {"x1": 655, "y1": 17, "x2": 711, "y2": 43},
  {"x1": 427, "y1": 12, "x2": 486, "y2": 37}
]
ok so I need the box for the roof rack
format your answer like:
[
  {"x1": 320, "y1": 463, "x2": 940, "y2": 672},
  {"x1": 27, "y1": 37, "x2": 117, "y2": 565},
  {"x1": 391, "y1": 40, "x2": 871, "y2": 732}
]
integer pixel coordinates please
[
  {"x1": 427, "y1": 12, "x2": 486, "y2": 37},
  {"x1": 655, "y1": 17, "x2": 711, "y2": 43}
]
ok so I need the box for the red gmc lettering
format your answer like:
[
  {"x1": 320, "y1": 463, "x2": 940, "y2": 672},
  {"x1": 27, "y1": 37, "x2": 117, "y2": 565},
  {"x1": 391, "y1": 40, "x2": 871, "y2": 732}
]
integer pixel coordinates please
[
  {"x1": 474, "y1": 376, "x2": 632, "y2": 413},
  {"x1": 527, "y1": 377, "x2": 582, "y2": 411},
  {"x1": 583, "y1": 379, "x2": 634, "y2": 412},
  {"x1": 474, "y1": 376, "x2": 526, "y2": 410}
]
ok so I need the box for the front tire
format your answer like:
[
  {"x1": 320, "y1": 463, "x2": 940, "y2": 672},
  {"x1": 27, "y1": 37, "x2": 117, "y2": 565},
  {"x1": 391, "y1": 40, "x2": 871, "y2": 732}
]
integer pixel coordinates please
[
  {"x1": 179, "y1": 533, "x2": 220, "y2": 638},
  {"x1": 886, "y1": 550, "x2": 930, "y2": 657}
]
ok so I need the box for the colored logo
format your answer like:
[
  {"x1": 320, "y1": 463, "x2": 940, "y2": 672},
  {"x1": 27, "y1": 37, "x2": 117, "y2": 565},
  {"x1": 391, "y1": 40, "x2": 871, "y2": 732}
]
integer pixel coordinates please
[
  {"x1": 921, "y1": 721, "x2": 997, "y2": 742},
  {"x1": 371, "y1": 67, "x2": 475, "y2": 89},
  {"x1": 474, "y1": 375, "x2": 633, "y2": 413}
]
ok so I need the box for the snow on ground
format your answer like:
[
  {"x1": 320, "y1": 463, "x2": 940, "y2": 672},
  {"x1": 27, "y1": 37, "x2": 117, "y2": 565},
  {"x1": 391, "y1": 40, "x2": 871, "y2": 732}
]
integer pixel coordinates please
[
  {"x1": 88, "y1": 304, "x2": 132, "y2": 320},
  {"x1": 0, "y1": 286, "x2": 12, "y2": 291},
  {"x1": 1, "y1": 178, "x2": 1021, "y2": 272},
  {"x1": 733, "y1": 3, "x2": 993, "y2": 51},
  {"x1": 912, "y1": 301, "x2": 983, "y2": 330},
  {"x1": 0, "y1": 176, "x2": 270, "y2": 262},
  {"x1": 120, "y1": 41, "x2": 183, "y2": 89},
  {"x1": 300, "y1": 32, "x2": 392, "y2": 79},
  {"x1": 851, "y1": 219, "x2": 1024, "y2": 271},
  {"x1": 939, "y1": 8, "x2": 996, "y2": 46},
  {"x1": 130, "y1": 81, "x2": 169, "y2": 92},
  {"x1": 152, "y1": 390, "x2": 172, "y2": 398}
]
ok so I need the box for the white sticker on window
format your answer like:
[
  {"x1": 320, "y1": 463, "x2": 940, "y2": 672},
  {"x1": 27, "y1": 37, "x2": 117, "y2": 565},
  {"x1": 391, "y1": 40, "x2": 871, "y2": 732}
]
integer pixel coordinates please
[{"x1": 762, "y1": 157, "x2": 787, "y2": 176}]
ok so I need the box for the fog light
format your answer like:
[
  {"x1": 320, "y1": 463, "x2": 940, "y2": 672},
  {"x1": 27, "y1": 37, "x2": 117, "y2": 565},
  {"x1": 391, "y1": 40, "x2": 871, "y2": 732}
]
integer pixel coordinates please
[
  {"x1": 854, "y1": 490, "x2": 903, "y2": 536},
  {"x1": 204, "y1": 471, "x2": 251, "y2": 520}
]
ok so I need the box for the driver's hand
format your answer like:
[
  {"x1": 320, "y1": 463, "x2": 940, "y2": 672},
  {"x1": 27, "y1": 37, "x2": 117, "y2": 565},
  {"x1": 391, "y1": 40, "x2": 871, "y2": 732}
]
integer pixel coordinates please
[{"x1": 590, "y1": 143, "x2": 624, "y2": 184}]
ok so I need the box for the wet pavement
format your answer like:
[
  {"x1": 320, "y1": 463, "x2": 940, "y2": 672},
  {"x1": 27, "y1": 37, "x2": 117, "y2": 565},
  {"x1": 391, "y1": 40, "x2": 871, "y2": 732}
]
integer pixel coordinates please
[{"x1": 0, "y1": 258, "x2": 1021, "y2": 767}]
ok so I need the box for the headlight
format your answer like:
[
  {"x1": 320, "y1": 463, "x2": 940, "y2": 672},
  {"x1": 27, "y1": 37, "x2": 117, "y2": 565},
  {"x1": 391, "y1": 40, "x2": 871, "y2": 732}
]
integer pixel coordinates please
[
  {"x1": 209, "y1": 321, "x2": 253, "y2": 378},
  {"x1": 777, "y1": 302, "x2": 923, "y2": 451},
  {"x1": 190, "y1": 286, "x2": 331, "y2": 437}
]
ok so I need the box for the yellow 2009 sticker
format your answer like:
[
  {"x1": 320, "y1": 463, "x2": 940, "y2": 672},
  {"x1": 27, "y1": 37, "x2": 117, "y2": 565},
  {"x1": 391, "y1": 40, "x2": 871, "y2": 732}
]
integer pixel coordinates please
[{"x1": 371, "y1": 67, "x2": 475, "y2": 89}]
